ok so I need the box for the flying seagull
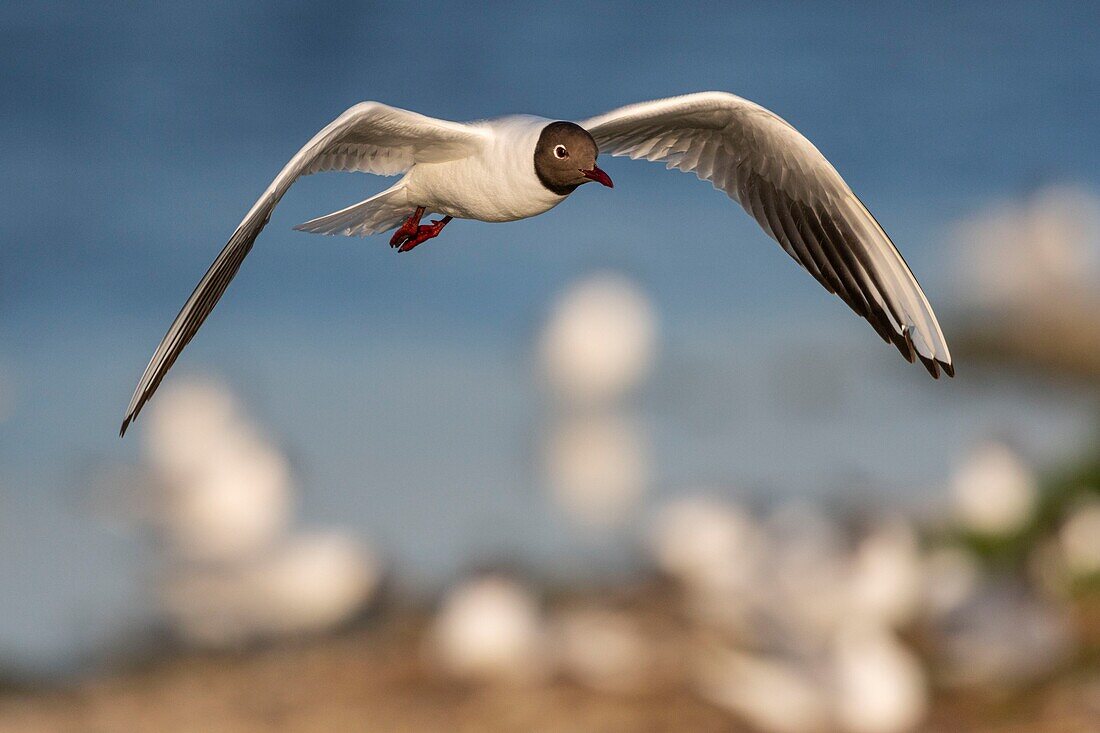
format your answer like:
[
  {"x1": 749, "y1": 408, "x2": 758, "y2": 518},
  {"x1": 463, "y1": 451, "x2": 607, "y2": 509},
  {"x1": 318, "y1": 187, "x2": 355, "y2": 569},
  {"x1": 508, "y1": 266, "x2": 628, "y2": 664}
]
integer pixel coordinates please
[{"x1": 120, "y1": 92, "x2": 953, "y2": 436}]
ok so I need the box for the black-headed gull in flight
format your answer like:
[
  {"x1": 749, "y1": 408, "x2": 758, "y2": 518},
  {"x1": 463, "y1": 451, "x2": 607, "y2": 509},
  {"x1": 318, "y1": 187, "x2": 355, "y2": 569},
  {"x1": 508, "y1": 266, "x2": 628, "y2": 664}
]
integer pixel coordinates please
[{"x1": 120, "y1": 92, "x2": 953, "y2": 436}]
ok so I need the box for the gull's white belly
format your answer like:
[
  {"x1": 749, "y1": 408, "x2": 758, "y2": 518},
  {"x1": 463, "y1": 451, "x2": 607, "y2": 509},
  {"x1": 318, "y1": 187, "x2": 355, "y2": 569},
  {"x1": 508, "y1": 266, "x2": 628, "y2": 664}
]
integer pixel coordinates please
[{"x1": 403, "y1": 115, "x2": 566, "y2": 223}]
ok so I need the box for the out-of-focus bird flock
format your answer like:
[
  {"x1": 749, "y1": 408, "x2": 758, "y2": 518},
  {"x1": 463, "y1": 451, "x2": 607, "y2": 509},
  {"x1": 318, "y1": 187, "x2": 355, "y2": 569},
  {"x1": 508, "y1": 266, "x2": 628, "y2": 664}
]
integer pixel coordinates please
[
  {"x1": 3, "y1": 187, "x2": 1100, "y2": 731},
  {"x1": 144, "y1": 383, "x2": 380, "y2": 647},
  {"x1": 953, "y1": 184, "x2": 1100, "y2": 378}
]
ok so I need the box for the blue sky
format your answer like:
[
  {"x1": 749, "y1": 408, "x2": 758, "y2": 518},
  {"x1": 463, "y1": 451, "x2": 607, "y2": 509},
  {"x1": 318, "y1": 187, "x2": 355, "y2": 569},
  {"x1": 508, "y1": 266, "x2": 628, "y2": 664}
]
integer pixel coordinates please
[{"x1": 3, "y1": 0, "x2": 1098, "y2": 326}]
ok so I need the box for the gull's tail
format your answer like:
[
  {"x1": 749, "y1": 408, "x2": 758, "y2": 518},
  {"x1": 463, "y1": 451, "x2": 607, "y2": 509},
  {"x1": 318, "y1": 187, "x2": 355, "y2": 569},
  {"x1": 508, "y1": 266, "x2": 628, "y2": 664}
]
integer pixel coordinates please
[{"x1": 294, "y1": 179, "x2": 412, "y2": 237}]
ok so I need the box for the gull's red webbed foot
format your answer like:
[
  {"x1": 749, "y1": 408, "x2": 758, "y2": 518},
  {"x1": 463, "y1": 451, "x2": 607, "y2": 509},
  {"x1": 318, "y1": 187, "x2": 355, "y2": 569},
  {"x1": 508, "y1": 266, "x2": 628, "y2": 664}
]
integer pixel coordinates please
[
  {"x1": 396, "y1": 215, "x2": 452, "y2": 253},
  {"x1": 390, "y1": 207, "x2": 425, "y2": 249},
  {"x1": 389, "y1": 208, "x2": 452, "y2": 253}
]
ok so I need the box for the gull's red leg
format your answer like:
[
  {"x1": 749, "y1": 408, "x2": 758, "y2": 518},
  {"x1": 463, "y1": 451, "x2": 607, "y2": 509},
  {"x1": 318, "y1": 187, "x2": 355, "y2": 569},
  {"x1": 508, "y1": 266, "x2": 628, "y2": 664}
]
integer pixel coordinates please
[
  {"x1": 396, "y1": 215, "x2": 453, "y2": 253},
  {"x1": 390, "y1": 207, "x2": 426, "y2": 249}
]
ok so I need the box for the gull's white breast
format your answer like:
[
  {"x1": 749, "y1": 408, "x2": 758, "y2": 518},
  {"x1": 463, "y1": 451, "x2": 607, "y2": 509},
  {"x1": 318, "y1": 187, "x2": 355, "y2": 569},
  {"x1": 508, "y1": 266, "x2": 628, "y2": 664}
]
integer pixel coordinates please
[{"x1": 403, "y1": 115, "x2": 567, "y2": 222}]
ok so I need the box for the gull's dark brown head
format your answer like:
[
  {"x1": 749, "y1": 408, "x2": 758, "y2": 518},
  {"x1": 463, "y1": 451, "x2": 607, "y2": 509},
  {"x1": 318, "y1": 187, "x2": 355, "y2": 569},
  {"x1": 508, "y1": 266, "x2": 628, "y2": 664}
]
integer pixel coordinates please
[{"x1": 533, "y1": 121, "x2": 613, "y2": 196}]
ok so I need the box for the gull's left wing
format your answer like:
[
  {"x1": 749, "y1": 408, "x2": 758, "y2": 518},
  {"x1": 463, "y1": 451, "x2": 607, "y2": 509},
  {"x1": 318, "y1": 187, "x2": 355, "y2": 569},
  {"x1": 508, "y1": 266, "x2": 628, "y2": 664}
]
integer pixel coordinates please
[
  {"x1": 120, "y1": 103, "x2": 490, "y2": 436},
  {"x1": 579, "y1": 92, "x2": 953, "y2": 378}
]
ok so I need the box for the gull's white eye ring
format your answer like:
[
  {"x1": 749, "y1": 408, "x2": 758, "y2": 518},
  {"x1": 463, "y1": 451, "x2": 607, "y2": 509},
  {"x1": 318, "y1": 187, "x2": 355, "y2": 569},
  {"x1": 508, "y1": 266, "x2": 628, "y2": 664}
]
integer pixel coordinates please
[{"x1": 554, "y1": 144, "x2": 568, "y2": 159}]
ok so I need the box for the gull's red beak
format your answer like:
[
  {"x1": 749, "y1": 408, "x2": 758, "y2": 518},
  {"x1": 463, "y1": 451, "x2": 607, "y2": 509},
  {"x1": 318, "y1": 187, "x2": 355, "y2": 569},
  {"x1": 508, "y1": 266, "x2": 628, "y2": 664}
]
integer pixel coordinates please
[{"x1": 580, "y1": 166, "x2": 613, "y2": 188}]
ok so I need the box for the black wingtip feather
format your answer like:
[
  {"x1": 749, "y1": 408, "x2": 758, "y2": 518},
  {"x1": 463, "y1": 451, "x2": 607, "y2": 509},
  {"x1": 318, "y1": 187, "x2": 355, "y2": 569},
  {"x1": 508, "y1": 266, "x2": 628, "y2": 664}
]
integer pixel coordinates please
[
  {"x1": 899, "y1": 328, "x2": 917, "y2": 363},
  {"x1": 918, "y1": 353, "x2": 941, "y2": 379}
]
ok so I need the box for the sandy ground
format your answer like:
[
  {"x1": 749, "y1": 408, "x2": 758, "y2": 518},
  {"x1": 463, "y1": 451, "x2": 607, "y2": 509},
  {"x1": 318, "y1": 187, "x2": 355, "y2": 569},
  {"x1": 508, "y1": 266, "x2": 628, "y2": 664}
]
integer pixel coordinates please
[
  {"x1": 0, "y1": 615, "x2": 740, "y2": 733},
  {"x1": 2, "y1": 613, "x2": 1099, "y2": 733}
]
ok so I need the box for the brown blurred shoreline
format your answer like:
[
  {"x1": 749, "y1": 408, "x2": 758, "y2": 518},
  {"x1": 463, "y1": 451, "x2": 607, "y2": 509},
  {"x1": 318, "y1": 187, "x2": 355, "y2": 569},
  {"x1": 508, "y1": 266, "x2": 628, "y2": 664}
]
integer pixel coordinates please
[{"x1": 2, "y1": 586, "x2": 1098, "y2": 733}]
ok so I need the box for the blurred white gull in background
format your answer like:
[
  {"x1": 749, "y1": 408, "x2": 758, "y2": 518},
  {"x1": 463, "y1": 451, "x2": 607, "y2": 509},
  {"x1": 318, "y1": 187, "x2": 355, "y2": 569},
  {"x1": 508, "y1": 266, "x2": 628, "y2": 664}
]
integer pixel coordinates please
[
  {"x1": 650, "y1": 496, "x2": 765, "y2": 630},
  {"x1": 161, "y1": 531, "x2": 379, "y2": 647},
  {"x1": 417, "y1": 469, "x2": 1086, "y2": 728},
  {"x1": 145, "y1": 379, "x2": 245, "y2": 477},
  {"x1": 950, "y1": 441, "x2": 1037, "y2": 536},
  {"x1": 953, "y1": 184, "x2": 1100, "y2": 310},
  {"x1": 539, "y1": 272, "x2": 657, "y2": 528},
  {"x1": 551, "y1": 606, "x2": 655, "y2": 694},
  {"x1": 847, "y1": 518, "x2": 923, "y2": 628},
  {"x1": 935, "y1": 582, "x2": 1073, "y2": 688},
  {"x1": 1058, "y1": 498, "x2": 1100, "y2": 578},
  {"x1": 760, "y1": 503, "x2": 854, "y2": 649},
  {"x1": 951, "y1": 184, "x2": 1100, "y2": 376},
  {"x1": 538, "y1": 273, "x2": 656, "y2": 407},
  {"x1": 920, "y1": 547, "x2": 982, "y2": 618},
  {"x1": 431, "y1": 574, "x2": 547, "y2": 683},
  {"x1": 832, "y1": 622, "x2": 927, "y2": 733},
  {"x1": 141, "y1": 378, "x2": 380, "y2": 647},
  {"x1": 543, "y1": 412, "x2": 648, "y2": 528},
  {"x1": 650, "y1": 493, "x2": 937, "y2": 732},
  {"x1": 694, "y1": 645, "x2": 829, "y2": 733},
  {"x1": 145, "y1": 379, "x2": 292, "y2": 563}
]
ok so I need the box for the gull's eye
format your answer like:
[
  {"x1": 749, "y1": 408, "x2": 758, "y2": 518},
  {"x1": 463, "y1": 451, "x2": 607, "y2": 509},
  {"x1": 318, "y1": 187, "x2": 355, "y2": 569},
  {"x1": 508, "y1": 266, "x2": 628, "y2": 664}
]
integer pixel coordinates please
[{"x1": 553, "y1": 144, "x2": 568, "y2": 159}]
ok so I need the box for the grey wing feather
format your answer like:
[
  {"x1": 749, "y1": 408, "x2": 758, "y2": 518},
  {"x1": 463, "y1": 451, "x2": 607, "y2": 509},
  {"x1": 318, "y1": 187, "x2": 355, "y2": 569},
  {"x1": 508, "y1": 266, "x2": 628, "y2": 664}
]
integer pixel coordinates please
[{"x1": 580, "y1": 92, "x2": 953, "y2": 378}]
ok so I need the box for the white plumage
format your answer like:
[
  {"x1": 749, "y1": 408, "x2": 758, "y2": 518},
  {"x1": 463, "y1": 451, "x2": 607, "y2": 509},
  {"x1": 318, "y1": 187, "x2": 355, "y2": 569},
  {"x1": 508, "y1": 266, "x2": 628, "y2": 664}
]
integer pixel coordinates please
[{"x1": 121, "y1": 92, "x2": 953, "y2": 436}]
